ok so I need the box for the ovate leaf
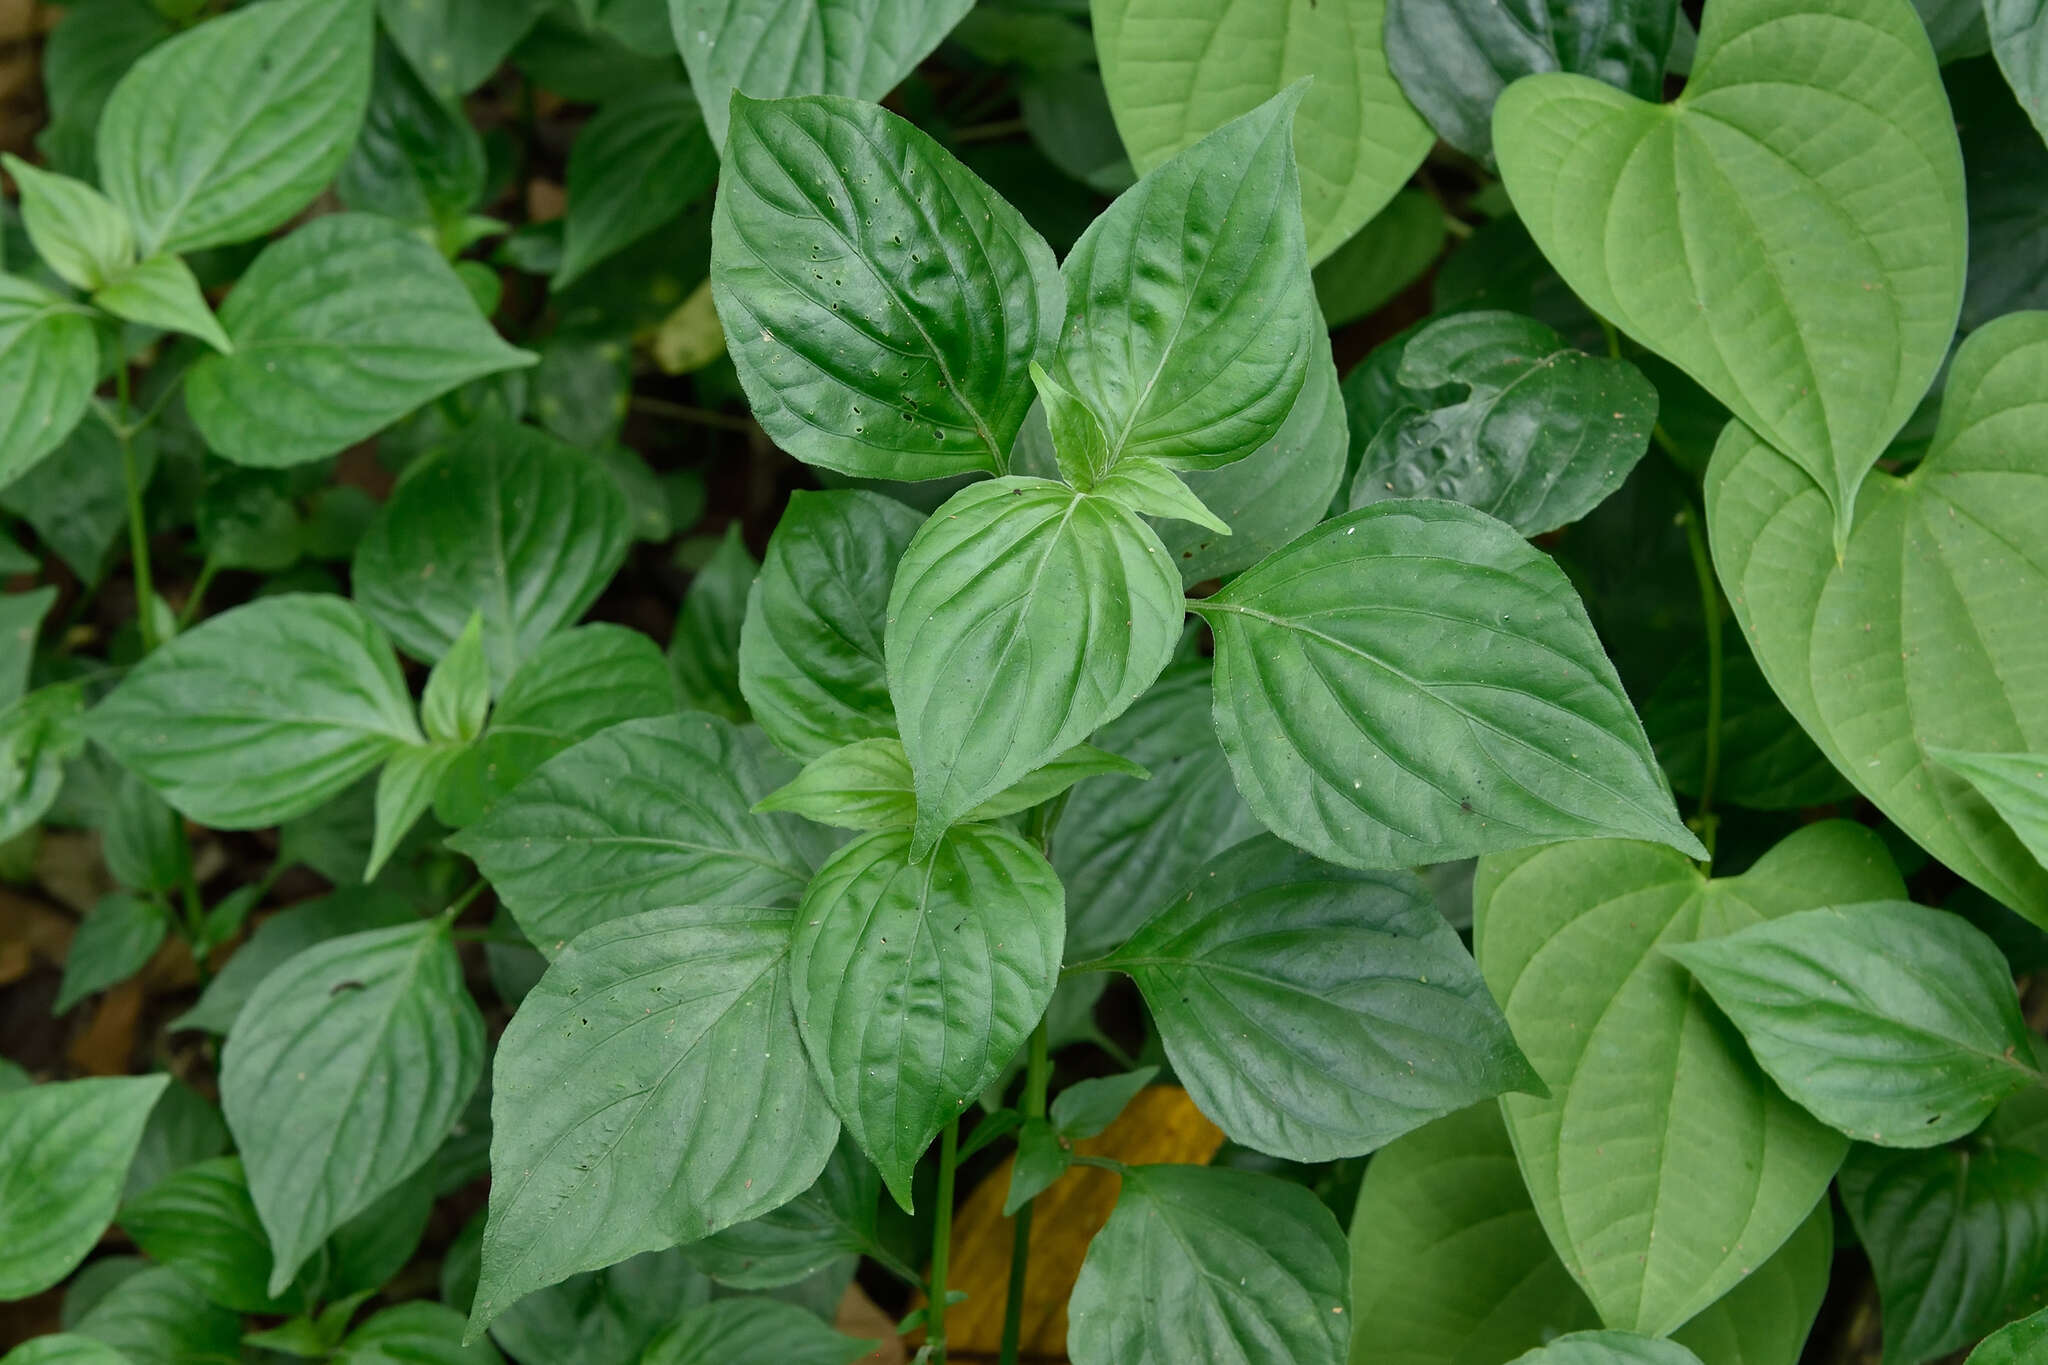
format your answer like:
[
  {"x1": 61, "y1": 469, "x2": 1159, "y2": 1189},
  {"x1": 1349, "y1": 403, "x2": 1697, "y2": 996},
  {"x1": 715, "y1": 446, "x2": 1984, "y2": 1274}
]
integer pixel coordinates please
[
  {"x1": 96, "y1": 0, "x2": 374, "y2": 254},
  {"x1": 1097, "y1": 835, "x2": 1538, "y2": 1160},
  {"x1": 638, "y1": 1297, "x2": 873, "y2": 1365},
  {"x1": 378, "y1": 0, "x2": 548, "y2": 98},
  {"x1": 0, "y1": 1075, "x2": 168, "y2": 1299},
  {"x1": 559, "y1": 84, "x2": 717, "y2": 286},
  {"x1": 118, "y1": 1155, "x2": 301, "y2": 1314},
  {"x1": 1, "y1": 154, "x2": 133, "y2": 290},
  {"x1": 221, "y1": 918, "x2": 485, "y2": 1294},
  {"x1": 470, "y1": 903, "x2": 837, "y2": 1332},
  {"x1": 0, "y1": 275, "x2": 96, "y2": 490},
  {"x1": 1196, "y1": 500, "x2": 1701, "y2": 870},
  {"x1": 87, "y1": 595, "x2": 421, "y2": 828},
  {"x1": 1495, "y1": 0, "x2": 1966, "y2": 537},
  {"x1": 1068, "y1": 1164, "x2": 1348, "y2": 1365},
  {"x1": 789, "y1": 825, "x2": 1063, "y2": 1207},
  {"x1": 712, "y1": 94, "x2": 1062, "y2": 481},
  {"x1": 185, "y1": 214, "x2": 537, "y2": 468},
  {"x1": 54, "y1": 893, "x2": 169, "y2": 1014},
  {"x1": 1092, "y1": 0, "x2": 1433, "y2": 264},
  {"x1": 172, "y1": 887, "x2": 417, "y2": 1036},
  {"x1": 93, "y1": 253, "x2": 232, "y2": 355},
  {"x1": 487, "y1": 1248, "x2": 708, "y2": 1365},
  {"x1": 70, "y1": 1265, "x2": 241, "y2": 1365}
]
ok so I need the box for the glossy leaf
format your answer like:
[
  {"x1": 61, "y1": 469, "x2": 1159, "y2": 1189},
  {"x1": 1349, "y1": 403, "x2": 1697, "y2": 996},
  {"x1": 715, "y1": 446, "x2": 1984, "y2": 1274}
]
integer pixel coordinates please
[
  {"x1": 0, "y1": 275, "x2": 97, "y2": 491},
  {"x1": 96, "y1": 0, "x2": 374, "y2": 254},
  {"x1": 559, "y1": 84, "x2": 717, "y2": 286},
  {"x1": 1197, "y1": 500, "x2": 1701, "y2": 870},
  {"x1": 352, "y1": 421, "x2": 630, "y2": 685},
  {"x1": 1348, "y1": 311, "x2": 1657, "y2": 535},
  {"x1": 54, "y1": 893, "x2": 169, "y2": 1015},
  {"x1": 1092, "y1": 0, "x2": 1433, "y2": 264},
  {"x1": 712, "y1": 93, "x2": 1063, "y2": 481},
  {"x1": 450, "y1": 714, "x2": 821, "y2": 954},
  {"x1": 1068, "y1": 1164, "x2": 1348, "y2": 1365},
  {"x1": 185, "y1": 215, "x2": 536, "y2": 468},
  {"x1": 338, "y1": 36, "x2": 486, "y2": 233},
  {"x1": 1706, "y1": 312, "x2": 2048, "y2": 924},
  {"x1": 117, "y1": 1155, "x2": 299, "y2": 1314},
  {"x1": 1475, "y1": 822, "x2": 1903, "y2": 1333},
  {"x1": 789, "y1": 825, "x2": 1063, "y2": 1207},
  {"x1": 87, "y1": 595, "x2": 421, "y2": 828},
  {"x1": 1098, "y1": 835, "x2": 1538, "y2": 1160},
  {"x1": 0, "y1": 1076, "x2": 169, "y2": 1298},
  {"x1": 1496, "y1": 0, "x2": 1966, "y2": 539},
  {"x1": 1053, "y1": 88, "x2": 1316, "y2": 471},
  {"x1": 639, "y1": 1299, "x2": 873, "y2": 1365},
  {"x1": 221, "y1": 918, "x2": 485, "y2": 1295},
  {"x1": 469, "y1": 903, "x2": 837, "y2": 1332},
  {"x1": 1667, "y1": 902, "x2": 2042, "y2": 1146},
  {"x1": 886, "y1": 478, "x2": 1180, "y2": 851}
]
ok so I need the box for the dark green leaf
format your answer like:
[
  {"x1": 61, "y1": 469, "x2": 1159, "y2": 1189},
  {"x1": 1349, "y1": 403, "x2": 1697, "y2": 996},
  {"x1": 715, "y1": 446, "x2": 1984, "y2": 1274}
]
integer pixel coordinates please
[
  {"x1": 0, "y1": 682, "x2": 85, "y2": 845},
  {"x1": 172, "y1": 887, "x2": 416, "y2": 1035},
  {"x1": 54, "y1": 893, "x2": 169, "y2": 1015},
  {"x1": 680, "y1": 1136, "x2": 886, "y2": 1289},
  {"x1": 1989, "y1": 0, "x2": 2048, "y2": 147},
  {"x1": 1020, "y1": 67, "x2": 1133, "y2": 194},
  {"x1": 669, "y1": 524, "x2": 756, "y2": 721},
  {"x1": 639, "y1": 1296, "x2": 873, "y2": 1365},
  {"x1": 1050, "y1": 1068, "x2": 1157, "y2": 1140},
  {"x1": 1313, "y1": 190, "x2": 1445, "y2": 327},
  {"x1": 338, "y1": 1301, "x2": 504, "y2": 1365},
  {"x1": 0, "y1": 586, "x2": 55, "y2": 709},
  {"x1": 559, "y1": 84, "x2": 717, "y2": 286},
  {"x1": 1004, "y1": 1119, "x2": 1069, "y2": 1214},
  {"x1": 488, "y1": 1248, "x2": 709, "y2": 1365},
  {"x1": 35, "y1": 0, "x2": 171, "y2": 181},
  {"x1": 1932, "y1": 750, "x2": 2048, "y2": 873},
  {"x1": 338, "y1": 36, "x2": 486, "y2": 234},
  {"x1": 378, "y1": 0, "x2": 548, "y2": 97},
  {"x1": 103, "y1": 769, "x2": 190, "y2": 894},
  {"x1": 0, "y1": 1075, "x2": 168, "y2": 1299},
  {"x1": 0, "y1": 275, "x2": 97, "y2": 490},
  {"x1": 1640, "y1": 640, "x2": 1853, "y2": 811},
  {"x1": 1954, "y1": 61, "x2": 2048, "y2": 330},
  {"x1": 71, "y1": 1264, "x2": 241, "y2": 1365},
  {"x1": 122, "y1": 1078, "x2": 229, "y2": 1202},
  {"x1": 118, "y1": 1155, "x2": 301, "y2": 1314}
]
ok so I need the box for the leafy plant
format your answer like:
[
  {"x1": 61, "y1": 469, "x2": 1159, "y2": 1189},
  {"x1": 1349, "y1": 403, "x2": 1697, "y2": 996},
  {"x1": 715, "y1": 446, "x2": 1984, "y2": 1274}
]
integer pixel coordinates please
[{"x1": 5, "y1": 0, "x2": 2048, "y2": 1362}]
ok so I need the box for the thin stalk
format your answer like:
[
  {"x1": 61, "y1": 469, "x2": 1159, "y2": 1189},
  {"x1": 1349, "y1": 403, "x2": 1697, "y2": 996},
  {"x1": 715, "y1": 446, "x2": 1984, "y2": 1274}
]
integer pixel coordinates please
[
  {"x1": 1679, "y1": 504, "x2": 1723, "y2": 863},
  {"x1": 179, "y1": 875, "x2": 212, "y2": 986},
  {"x1": 628, "y1": 395, "x2": 757, "y2": 433},
  {"x1": 998, "y1": 1022, "x2": 1053, "y2": 1365},
  {"x1": 114, "y1": 346, "x2": 159, "y2": 653},
  {"x1": 177, "y1": 556, "x2": 220, "y2": 631},
  {"x1": 927, "y1": 1118, "x2": 960, "y2": 1364}
]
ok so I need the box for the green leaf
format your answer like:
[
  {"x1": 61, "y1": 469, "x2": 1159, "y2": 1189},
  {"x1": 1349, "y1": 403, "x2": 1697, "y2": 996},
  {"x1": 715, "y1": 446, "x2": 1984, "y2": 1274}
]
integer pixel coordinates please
[
  {"x1": 1314, "y1": 190, "x2": 1446, "y2": 327},
  {"x1": 1068, "y1": 1164, "x2": 1348, "y2": 1365},
  {"x1": 559, "y1": 84, "x2": 716, "y2": 286},
  {"x1": 93, "y1": 253, "x2": 232, "y2": 355},
  {"x1": 379, "y1": 0, "x2": 547, "y2": 98},
  {"x1": 669, "y1": 524, "x2": 756, "y2": 722},
  {"x1": 450, "y1": 713, "x2": 821, "y2": 953},
  {"x1": 221, "y1": 918, "x2": 485, "y2": 1295},
  {"x1": 0, "y1": 275, "x2": 97, "y2": 490},
  {"x1": 1053, "y1": 88, "x2": 1315, "y2": 471},
  {"x1": 1384, "y1": 0, "x2": 1678, "y2": 166},
  {"x1": 96, "y1": 0, "x2": 374, "y2": 254},
  {"x1": 1495, "y1": 0, "x2": 1966, "y2": 539},
  {"x1": 1971, "y1": 1305, "x2": 2048, "y2": 1364},
  {"x1": 0, "y1": 1335, "x2": 130, "y2": 1365},
  {"x1": 669, "y1": 0, "x2": 975, "y2": 148},
  {"x1": 431, "y1": 624, "x2": 674, "y2": 829},
  {"x1": 1093, "y1": 0, "x2": 1433, "y2": 265},
  {"x1": 738, "y1": 489, "x2": 922, "y2": 761},
  {"x1": 711, "y1": 93, "x2": 1063, "y2": 481},
  {"x1": 369, "y1": 742, "x2": 463, "y2": 880},
  {"x1": 1098, "y1": 834, "x2": 1537, "y2": 1160},
  {"x1": 122, "y1": 1077, "x2": 229, "y2": 1202},
  {"x1": 339, "y1": 1301, "x2": 503, "y2": 1365},
  {"x1": 1510, "y1": 1335, "x2": 1704, "y2": 1365},
  {"x1": 680, "y1": 1137, "x2": 886, "y2": 1289},
  {"x1": 1196, "y1": 500, "x2": 1701, "y2": 870},
  {"x1": 423, "y1": 613, "x2": 492, "y2": 746},
  {"x1": 1475, "y1": 822, "x2": 1905, "y2": 1334},
  {"x1": 1706, "y1": 312, "x2": 2048, "y2": 925},
  {"x1": 755, "y1": 737, "x2": 918, "y2": 831},
  {"x1": 0, "y1": 1075, "x2": 168, "y2": 1298},
  {"x1": 887, "y1": 478, "x2": 1181, "y2": 853},
  {"x1": 1932, "y1": 750, "x2": 2048, "y2": 873},
  {"x1": 966, "y1": 744, "x2": 1148, "y2": 820},
  {"x1": 172, "y1": 887, "x2": 416, "y2": 1035},
  {"x1": 0, "y1": 586, "x2": 53, "y2": 710},
  {"x1": 1667, "y1": 902, "x2": 2042, "y2": 1147},
  {"x1": 0, "y1": 682, "x2": 84, "y2": 845},
  {"x1": 338, "y1": 37, "x2": 486, "y2": 233},
  {"x1": 352, "y1": 421, "x2": 630, "y2": 685},
  {"x1": 71, "y1": 1264, "x2": 241, "y2": 1365},
  {"x1": 639, "y1": 1296, "x2": 873, "y2": 1365},
  {"x1": 1090, "y1": 458, "x2": 1231, "y2": 536},
  {"x1": 118, "y1": 1155, "x2": 301, "y2": 1314},
  {"x1": 185, "y1": 215, "x2": 536, "y2": 468},
  {"x1": 1004, "y1": 1119, "x2": 1069, "y2": 1215},
  {"x1": 1032, "y1": 361, "x2": 1116, "y2": 490},
  {"x1": 87, "y1": 594, "x2": 421, "y2": 828},
  {"x1": 1839, "y1": 1140, "x2": 2048, "y2": 1362},
  {"x1": 103, "y1": 769, "x2": 190, "y2": 894},
  {"x1": 1641, "y1": 640, "x2": 1853, "y2": 811},
  {"x1": 487, "y1": 1247, "x2": 709, "y2": 1365},
  {"x1": 1955, "y1": 58, "x2": 2048, "y2": 330},
  {"x1": 55, "y1": 893, "x2": 169, "y2": 1015},
  {"x1": 1050, "y1": 1068, "x2": 1158, "y2": 1140},
  {"x1": 1989, "y1": 0, "x2": 2048, "y2": 146},
  {"x1": 790, "y1": 825, "x2": 1063, "y2": 1207},
  {"x1": 1, "y1": 154, "x2": 133, "y2": 290},
  {"x1": 469, "y1": 901, "x2": 835, "y2": 1332},
  {"x1": 1347, "y1": 311, "x2": 1657, "y2": 535}
]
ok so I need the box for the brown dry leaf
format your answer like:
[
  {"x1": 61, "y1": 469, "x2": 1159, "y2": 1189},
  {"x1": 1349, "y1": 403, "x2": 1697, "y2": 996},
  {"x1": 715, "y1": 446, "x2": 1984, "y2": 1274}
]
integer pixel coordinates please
[
  {"x1": 937, "y1": 1086, "x2": 1225, "y2": 1361},
  {"x1": 34, "y1": 830, "x2": 114, "y2": 914},
  {"x1": 0, "y1": 885, "x2": 74, "y2": 985},
  {"x1": 836, "y1": 1281, "x2": 906, "y2": 1365},
  {"x1": 527, "y1": 178, "x2": 566, "y2": 223},
  {"x1": 68, "y1": 977, "x2": 144, "y2": 1075}
]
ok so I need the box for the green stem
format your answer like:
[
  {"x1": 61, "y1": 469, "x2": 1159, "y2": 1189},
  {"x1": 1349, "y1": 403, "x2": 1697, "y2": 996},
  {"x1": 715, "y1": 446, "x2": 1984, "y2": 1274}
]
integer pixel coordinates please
[
  {"x1": 1597, "y1": 314, "x2": 1622, "y2": 361},
  {"x1": 998, "y1": 1023, "x2": 1053, "y2": 1365},
  {"x1": 1678, "y1": 504, "x2": 1722, "y2": 863},
  {"x1": 927, "y1": 1118, "x2": 960, "y2": 1365},
  {"x1": 177, "y1": 557, "x2": 219, "y2": 631},
  {"x1": 114, "y1": 345, "x2": 158, "y2": 653},
  {"x1": 1071, "y1": 1154, "x2": 1127, "y2": 1173}
]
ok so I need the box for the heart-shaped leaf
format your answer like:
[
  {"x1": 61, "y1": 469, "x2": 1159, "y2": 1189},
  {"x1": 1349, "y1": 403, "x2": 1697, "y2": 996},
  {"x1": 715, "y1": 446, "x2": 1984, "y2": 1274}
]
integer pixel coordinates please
[
  {"x1": 1496, "y1": 0, "x2": 1966, "y2": 537},
  {"x1": 1706, "y1": 311, "x2": 2048, "y2": 925}
]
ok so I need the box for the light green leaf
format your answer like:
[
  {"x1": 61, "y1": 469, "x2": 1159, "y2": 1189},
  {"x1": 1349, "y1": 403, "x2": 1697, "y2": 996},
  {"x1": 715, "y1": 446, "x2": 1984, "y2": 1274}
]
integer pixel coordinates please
[
  {"x1": 668, "y1": 523, "x2": 756, "y2": 722},
  {"x1": 1051, "y1": 1069, "x2": 1158, "y2": 1141},
  {"x1": 185, "y1": 215, "x2": 536, "y2": 468},
  {"x1": 1348, "y1": 310, "x2": 1657, "y2": 535},
  {"x1": 1495, "y1": 0, "x2": 1966, "y2": 538},
  {"x1": 1988, "y1": 0, "x2": 2048, "y2": 146},
  {"x1": 1511, "y1": 1334, "x2": 1704, "y2": 1365},
  {"x1": 0, "y1": 275, "x2": 97, "y2": 490},
  {"x1": 87, "y1": 595, "x2": 421, "y2": 828},
  {"x1": 1970, "y1": 1305, "x2": 2048, "y2": 1364},
  {"x1": 637, "y1": 1283, "x2": 873, "y2": 1364},
  {"x1": 0, "y1": 1075, "x2": 169, "y2": 1299},
  {"x1": 738, "y1": 489, "x2": 922, "y2": 761},
  {"x1": 754, "y1": 737, "x2": 918, "y2": 831},
  {"x1": 0, "y1": 682, "x2": 84, "y2": 845},
  {"x1": 1032, "y1": 361, "x2": 1115, "y2": 490},
  {"x1": 172, "y1": 887, "x2": 416, "y2": 1036},
  {"x1": 71, "y1": 1264, "x2": 240, "y2": 1365},
  {"x1": 1090, "y1": 458, "x2": 1231, "y2": 536},
  {"x1": 966, "y1": 744, "x2": 1148, "y2": 820},
  {"x1": 339, "y1": 1301, "x2": 504, "y2": 1365},
  {"x1": 1098, "y1": 834, "x2": 1537, "y2": 1160},
  {"x1": 711, "y1": 93, "x2": 1063, "y2": 481},
  {"x1": 1196, "y1": 500, "x2": 1701, "y2": 870},
  {"x1": 221, "y1": 918, "x2": 485, "y2": 1295},
  {"x1": 423, "y1": 613, "x2": 491, "y2": 746},
  {"x1": 669, "y1": 0, "x2": 976, "y2": 148},
  {"x1": 469, "y1": 902, "x2": 836, "y2": 1333},
  {"x1": 1706, "y1": 311, "x2": 2048, "y2": 925},
  {"x1": 449, "y1": 713, "x2": 821, "y2": 954},
  {"x1": 351, "y1": 421, "x2": 630, "y2": 685},
  {"x1": 1314, "y1": 189, "x2": 1446, "y2": 327},
  {"x1": 1667, "y1": 902, "x2": 2042, "y2": 1146},
  {"x1": 1475, "y1": 822, "x2": 1903, "y2": 1333},
  {"x1": 1, "y1": 154, "x2": 132, "y2": 290},
  {"x1": 55, "y1": 893, "x2": 169, "y2": 1015},
  {"x1": 558, "y1": 84, "x2": 716, "y2": 286},
  {"x1": 887, "y1": 478, "x2": 1181, "y2": 853},
  {"x1": 1932, "y1": 750, "x2": 2048, "y2": 874},
  {"x1": 369, "y1": 743, "x2": 462, "y2": 880},
  {"x1": 1068, "y1": 1164, "x2": 1348, "y2": 1365},
  {"x1": 93, "y1": 253, "x2": 231, "y2": 354},
  {"x1": 790, "y1": 825, "x2": 1063, "y2": 1207},
  {"x1": 1092, "y1": 0, "x2": 1433, "y2": 265},
  {"x1": 97, "y1": 0, "x2": 374, "y2": 254},
  {"x1": 379, "y1": 0, "x2": 547, "y2": 98},
  {"x1": 118, "y1": 1155, "x2": 301, "y2": 1314},
  {"x1": 1054, "y1": 87, "x2": 1315, "y2": 471},
  {"x1": 0, "y1": 1335, "x2": 130, "y2": 1365}
]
